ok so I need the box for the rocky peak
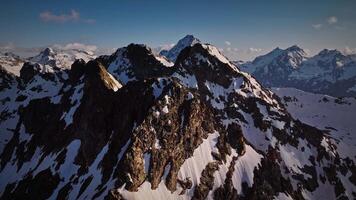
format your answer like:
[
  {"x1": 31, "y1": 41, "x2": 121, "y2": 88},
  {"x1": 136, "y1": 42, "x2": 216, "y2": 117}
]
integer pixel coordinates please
[
  {"x1": 282, "y1": 45, "x2": 308, "y2": 68},
  {"x1": 318, "y1": 49, "x2": 343, "y2": 57},
  {"x1": 307, "y1": 49, "x2": 348, "y2": 69},
  {"x1": 251, "y1": 45, "x2": 307, "y2": 69},
  {"x1": 160, "y1": 34, "x2": 201, "y2": 62},
  {"x1": 19, "y1": 62, "x2": 44, "y2": 83},
  {"x1": 84, "y1": 60, "x2": 122, "y2": 92},
  {"x1": 42, "y1": 47, "x2": 55, "y2": 57},
  {"x1": 107, "y1": 44, "x2": 174, "y2": 84},
  {"x1": 175, "y1": 43, "x2": 239, "y2": 87},
  {"x1": 176, "y1": 43, "x2": 237, "y2": 71},
  {"x1": 285, "y1": 45, "x2": 304, "y2": 52}
]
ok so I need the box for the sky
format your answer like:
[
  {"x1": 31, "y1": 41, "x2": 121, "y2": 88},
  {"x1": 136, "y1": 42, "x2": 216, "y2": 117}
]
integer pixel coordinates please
[{"x1": 0, "y1": 0, "x2": 356, "y2": 61}]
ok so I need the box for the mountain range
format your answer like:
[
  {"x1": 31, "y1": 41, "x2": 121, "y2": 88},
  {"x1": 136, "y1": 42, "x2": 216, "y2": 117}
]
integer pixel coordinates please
[
  {"x1": 239, "y1": 46, "x2": 356, "y2": 97},
  {"x1": 0, "y1": 35, "x2": 355, "y2": 199}
]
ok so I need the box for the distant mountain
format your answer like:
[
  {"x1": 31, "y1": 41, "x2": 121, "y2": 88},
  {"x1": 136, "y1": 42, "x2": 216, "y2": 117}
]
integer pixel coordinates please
[
  {"x1": 0, "y1": 47, "x2": 97, "y2": 77},
  {"x1": 0, "y1": 52, "x2": 25, "y2": 76},
  {"x1": 240, "y1": 46, "x2": 356, "y2": 97},
  {"x1": 159, "y1": 35, "x2": 201, "y2": 62},
  {"x1": 29, "y1": 47, "x2": 96, "y2": 70},
  {"x1": 1, "y1": 38, "x2": 355, "y2": 199}
]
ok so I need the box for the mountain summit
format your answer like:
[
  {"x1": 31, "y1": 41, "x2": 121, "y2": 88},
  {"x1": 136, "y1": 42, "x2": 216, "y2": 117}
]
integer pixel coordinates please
[{"x1": 160, "y1": 35, "x2": 201, "y2": 62}]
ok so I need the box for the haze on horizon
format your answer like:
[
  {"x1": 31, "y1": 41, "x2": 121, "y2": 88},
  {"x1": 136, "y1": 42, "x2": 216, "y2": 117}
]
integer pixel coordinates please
[{"x1": 0, "y1": 0, "x2": 355, "y2": 61}]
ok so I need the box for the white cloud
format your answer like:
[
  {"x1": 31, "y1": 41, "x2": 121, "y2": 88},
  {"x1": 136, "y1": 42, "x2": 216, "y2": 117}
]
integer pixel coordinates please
[
  {"x1": 225, "y1": 41, "x2": 231, "y2": 46},
  {"x1": 327, "y1": 16, "x2": 338, "y2": 24},
  {"x1": 39, "y1": 9, "x2": 95, "y2": 24},
  {"x1": 312, "y1": 24, "x2": 322, "y2": 30}
]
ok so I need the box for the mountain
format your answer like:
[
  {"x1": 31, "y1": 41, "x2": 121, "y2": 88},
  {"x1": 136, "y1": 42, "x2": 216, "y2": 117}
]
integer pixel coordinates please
[
  {"x1": 29, "y1": 47, "x2": 96, "y2": 70},
  {"x1": 240, "y1": 47, "x2": 356, "y2": 97},
  {"x1": 159, "y1": 35, "x2": 201, "y2": 62},
  {"x1": 0, "y1": 40, "x2": 355, "y2": 200},
  {"x1": 0, "y1": 52, "x2": 25, "y2": 76},
  {"x1": 240, "y1": 45, "x2": 308, "y2": 87},
  {"x1": 0, "y1": 47, "x2": 97, "y2": 78}
]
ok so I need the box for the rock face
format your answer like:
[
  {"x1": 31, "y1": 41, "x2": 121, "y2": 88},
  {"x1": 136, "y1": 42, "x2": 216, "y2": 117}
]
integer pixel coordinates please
[
  {"x1": 240, "y1": 46, "x2": 356, "y2": 97},
  {"x1": 0, "y1": 39, "x2": 356, "y2": 200}
]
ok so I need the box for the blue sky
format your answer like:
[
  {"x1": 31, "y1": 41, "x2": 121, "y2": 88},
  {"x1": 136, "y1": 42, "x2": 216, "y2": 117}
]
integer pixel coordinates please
[{"x1": 0, "y1": 0, "x2": 355, "y2": 60}]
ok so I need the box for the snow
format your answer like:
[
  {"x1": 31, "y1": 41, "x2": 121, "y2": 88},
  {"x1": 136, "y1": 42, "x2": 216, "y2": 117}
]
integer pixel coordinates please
[
  {"x1": 151, "y1": 78, "x2": 166, "y2": 98},
  {"x1": 155, "y1": 55, "x2": 174, "y2": 67},
  {"x1": 186, "y1": 92, "x2": 194, "y2": 100},
  {"x1": 118, "y1": 181, "x2": 185, "y2": 200},
  {"x1": 118, "y1": 131, "x2": 220, "y2": 200},
  {"x1": 279, "y1": 142, "x2": 313, "y2": 176},
  {"x1": 0, "y1": 52, "x2": 25, "y2": 76},
  {"x1": 0, "y1": 140, "x2": 81, "y2": 196},
  {"x1": 256, "y1": 102, "x2": 285, "y2": 130},
  {"x1": 29, "y1": 48, "x2": 96, "y2": 70},
  {"x1": 162, "y1": 105, "x2": 169, "y2": 114},
  {"x1": 272, "y1": 87, "x2": 356, "y2": 162},
  {"x1": 337, "y1": 171, "x2": 355, "y2": 198},
  {"x1": 201, "y1": 44, "x2": 238, "y2": 71},
  {"x1": 144, "y1": 153, "x2": 151, "y2": 174},
  {"x1": 274, "y1": 192, "x2": 294, "y2": 200},
  {"x1": 71, "y1": 144, "x2": 109, "y2": 199},
  {"x1": 107, "y1": 47, "x2": 136, "y2": 85},
  {"x1": 160, "y1": 35, "x2": 200, "y2": 62},
  {"x1": 61, "y1": 82, "x2": 84, "y2": 127},
  {"x1": 49, "y1": 140, "x2": 81, "y2": 199},
  {"x1": 172, "y1": 72, "x2": 198, "y2": 89},
  {"x1": 231, "y1": 145, "x2": 263, "y2": 193},
  {"x1": 154, "y1": 138, "x2": 161, "y2": 149},
  {"x1": 178, "y1": 131, "x2": 219, "y2": 196}
]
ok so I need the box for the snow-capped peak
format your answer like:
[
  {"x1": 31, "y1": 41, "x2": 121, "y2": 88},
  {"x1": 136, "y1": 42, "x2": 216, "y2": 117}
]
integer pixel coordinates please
[
  {"x1": 317, "y1": 49, "x2": 344, "y2": 60},
  {"x1": 285, "y1": 45, "x2": 305, "y2": 53},
  {"x1": 42, "y1": 47, "x2": 55, "y2": 57},
  {"x1": 159, "y1": 34, "x2": 201, "y2": 62},
  {"x1": 245, "y1": 45, "x2": 307, "y2": 71},
  {"x1": 175, "y1": 43, "x2": 239, "y2": 74},
  {"x1": 201, "y1": 44, "x2": 237, "y2": 69},
  {"x1": 29, "y1": 47, "x2": 96, "y2": 70}
]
